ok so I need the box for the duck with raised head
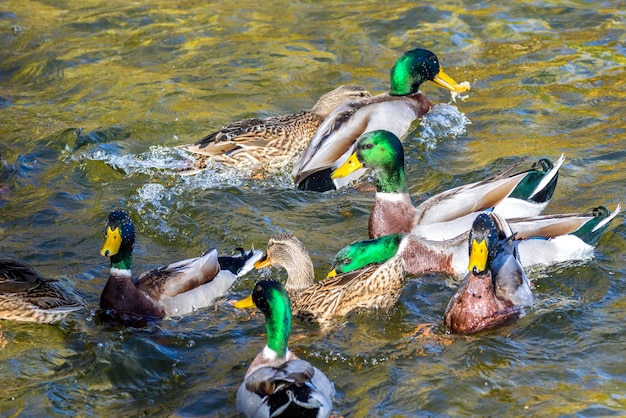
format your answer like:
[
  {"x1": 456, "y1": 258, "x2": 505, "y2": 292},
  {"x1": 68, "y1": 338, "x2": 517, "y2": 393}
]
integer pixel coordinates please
[
  {"x1": 0, "y1": 259, "x2": 82, "y2": 324},
  {"x1": 234, "y1": 279, "x2": 336, "y2": 418},
  {"x1": 293, "y1": 48, "x2": 470, "y2": 191},
  {"x1": 251, "y1": 232, "x2": 405, "y2": 325},
  {"x1": 444, "y1": 213, "x2": 533, "y2": 335},
  {"x1": 176, "y1": 84, "x2": 371, "y2": 176},
  {"x1": 331, "y1": 130, "x2": 562, "y2": 241},
  {"x1": 99, "y1": 210, "x2": 262, "y2": 323}
]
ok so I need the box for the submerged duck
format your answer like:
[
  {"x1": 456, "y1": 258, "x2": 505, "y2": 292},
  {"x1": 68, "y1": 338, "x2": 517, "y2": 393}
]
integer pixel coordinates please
[
  {"x1": 444, "y1": 213, "x2": 533, "y2": 335},
  {"x1": 0, "y1": 259, "x2": 82, "y2": 324},
  {"x1": 331, "y1": 130, "x2": 562, "y2": 240},
  {"x1": 176, "y1": 84, "x2": 371, "y2": 176},
  {"x1": 331, "y1": 205, "x2": 621, "y2": 278},
  {"x1": 234, "y1": 279, "x2": 335, "y2": 418},
  {"x1": 99, "y1": 210, "x2": 262, "y2": 323},
  {"x1": 293, "y1": 48, "x2": 470, "y2": 191},
  {"x1": 252, "y1": 232, "x2": 405, "y2": 325}
]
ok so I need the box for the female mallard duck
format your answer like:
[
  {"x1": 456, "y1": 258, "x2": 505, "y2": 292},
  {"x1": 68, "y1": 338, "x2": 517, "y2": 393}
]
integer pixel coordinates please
[
  {"x1": 331, "y1": 130, "x2": 563, "y2": 241},
  {"x1": 100, "y1": 210, "x2": 262, "y2": 323},
  {"x1": 444, "y1": 213, "x2": 533, "y2": 335},
  {"x1": 293, "y1": 48, "x2": 471, "y2": 191},
  {"x1": 330, "y1": 205, "x2": 621, "y2": 278},
  {"x1": 234, "y1": 279, "x2": 335, "y2": 417},
  {"x1": 251, "y1": 232, "x2": 405, "y2": 325},
  {"x1": 0, "y1": 259, "x2": 82, "y2": 323},
  {"x1": 176, "y1": 84, "x2": 371, "y2": 176}
]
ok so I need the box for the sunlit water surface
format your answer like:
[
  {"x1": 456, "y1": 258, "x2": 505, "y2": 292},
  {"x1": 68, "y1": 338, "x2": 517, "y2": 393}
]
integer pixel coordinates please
[{"x1": 1, "y1": 1, "x2": 625, "y2": 416}]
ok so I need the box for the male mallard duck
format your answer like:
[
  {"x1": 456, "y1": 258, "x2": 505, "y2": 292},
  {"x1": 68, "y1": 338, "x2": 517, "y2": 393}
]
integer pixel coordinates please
[
  {"x1": 293, "y1": 48, "x2": 471, "y2": 191},
  {"x1": 444, "y1": 213, "x2": 533, "y2": 335},
  {"x1": 99, "y1": 210, "x2": 262, "y2": 323},
  {"x1": 252, "y1": 232, "x2": 405, "y2": 324},
  {"x1": 176, "y1": 84, "x2": 371, "y2": 176},
  {"x1": 0, "y1": 259, "x2": 82, "y2": 323},
  {"x1": 234, "y1": 279, "x2": 335, "y2": 418},
  {"x1": 331, "y1": 130, "x2": 562, "y2": 240},
  {"x1": 330, "y1": 205, "x2": 621, "y2": 278},
  {"x1": 512, "y1": 205, "x2": 621, "y2": 266}
]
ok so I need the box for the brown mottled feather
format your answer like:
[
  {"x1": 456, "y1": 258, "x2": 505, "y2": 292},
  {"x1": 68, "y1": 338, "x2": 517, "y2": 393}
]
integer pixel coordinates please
[
  {"x1": 177, "y1": 85, "x2": 371, "y2": 175},
  {"x1": 0, "y1": 259, "x2": 81, "y2": 323},
  {"x1": 257, "y1": 234, "x2": 406, "y2": 326}
]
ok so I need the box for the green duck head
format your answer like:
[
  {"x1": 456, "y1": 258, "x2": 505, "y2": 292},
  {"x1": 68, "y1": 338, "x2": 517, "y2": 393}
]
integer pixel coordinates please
[
  {"x1": 389, "y1": 48, "x2": 469, "y2": 96},
  {"x1": 234, "y1": 279, "x2": 292, "y2": 357},
  {"x1": 331, "y1": 130, "x2": 408, "y2": 194},
  {"x1": 468, "y1": 213, "x2": 499, "y2": 275},
  {"x1": 101, "y1": 210, "x2": 135, "y2": 271},
  {"x1": 329, "y1": 233, "x2": 404, "y2": 276}
]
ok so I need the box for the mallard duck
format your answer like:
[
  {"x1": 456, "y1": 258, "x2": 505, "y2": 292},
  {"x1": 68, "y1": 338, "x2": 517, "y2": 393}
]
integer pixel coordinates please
[
  {"x1": 293, "y1": 48, "x2": 471, "y2": 191},
  {"x1": 512, "y1": 205, "x2": 622, "y2": 266},
  {"x1": 99, "y1": 210, "x2": 262, "y2": 323},
  {"x1": 331, "y1": 130, "x2": 563, "y2": 240},
  {"x1": 330, "y1": 205, "x2": 621, "y2": 278},
  {"x1": 176, "y1": 84, "x2": 371, "y2": 176},
  {"x1": 444, "y1": 213, "x2": 533, "y2": 335},
  {"x1": 234, "y1": 279, "x2": 335, "y2": 418},
  {"x1": 0, "y1": 259, "x2": 82, "y2": 323},
  {"x1": 251, "y1": 232, "x2": 405, "y2": 324}
]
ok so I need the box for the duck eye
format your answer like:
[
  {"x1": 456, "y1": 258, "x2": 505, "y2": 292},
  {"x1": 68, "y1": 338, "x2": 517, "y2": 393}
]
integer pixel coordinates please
[
  {"x1": 364, "y1": 143, "x2": 374, "y2": 150},
  {"x1": 342, "y1": 258, "x2": 352, "y2": 265},
  {"x1": 428, "y1": 55, "x2": 437, "y2": 64}
]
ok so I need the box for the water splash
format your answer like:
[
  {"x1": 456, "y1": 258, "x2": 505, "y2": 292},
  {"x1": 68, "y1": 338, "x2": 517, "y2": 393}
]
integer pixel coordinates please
[
  {"x1": 69, "y1": 145, "x2": 192, "y2": 176},
  {"x1": 418, "y1": 103, "x2": 472, "y2": 147}
]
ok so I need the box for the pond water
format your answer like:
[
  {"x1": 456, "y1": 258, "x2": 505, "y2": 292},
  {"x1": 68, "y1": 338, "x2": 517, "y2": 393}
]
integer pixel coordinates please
[{"x1": 1, "y1": 0, "x2": 625, "y2": 416}]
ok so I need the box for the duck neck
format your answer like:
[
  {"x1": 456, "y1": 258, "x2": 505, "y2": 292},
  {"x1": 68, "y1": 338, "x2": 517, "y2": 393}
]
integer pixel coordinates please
[
  {"x1": 109, "y1": 246, "x2": 133, "y2": 275},
  {"x1": 282, "y1": 250, "x2": 315, "y2": 293},
  {"x1": 375, "y1": 164, "x2": 409, "y2": 195},
  {"x1": 264, "y1": 297, "x2": 291, "y2": 357}
]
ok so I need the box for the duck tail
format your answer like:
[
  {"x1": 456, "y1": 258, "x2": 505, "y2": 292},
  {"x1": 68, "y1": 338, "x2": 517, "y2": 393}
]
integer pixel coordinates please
[
  {"x1": 218, "y1": 247, "x2": 265, "y2": 277},
  {"x1": 573, "y1": 204, "x2": 622, "y2": 246},
  {"x1": 510, "y1": 154, "x2": 565, "y2": 203}
]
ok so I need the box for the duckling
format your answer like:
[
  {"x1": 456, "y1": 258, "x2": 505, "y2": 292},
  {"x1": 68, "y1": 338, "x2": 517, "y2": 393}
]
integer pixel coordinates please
[
  {"x1": 99, "y1": 210, "x2": 262, "y2": 323},
  {"x1": 234, "y1": 279, "x2": 335, "y2": 418},
  {"x1": 0, "y1": 259, "x2": 81, "y2": 323},
  {"x1": 444, "y1": 213, "x2": 532, "y2": 335},
  {"x1": 252, "y1": 233, "x2": 405, "y2": 325},
  {"x1": 331, "y1": 130, "x2": 562, "y2": 240},
  {"x1": 293, "y1": 48, "x2": 470, "y2": 191},
  {"x1": 176, "y1": 84, "x2": 371, "y2": 176}
]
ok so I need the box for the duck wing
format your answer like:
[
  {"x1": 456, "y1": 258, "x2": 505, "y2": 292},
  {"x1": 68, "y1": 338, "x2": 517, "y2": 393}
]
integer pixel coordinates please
[
  {"x1": 136, "y1": 248, "x2": 221, "y2": 299},
  {"x1": 0, "y1": 259, "x2": 51, "y2": 292},
  {"x1": 509, "y1": 204, "x2": 621, "y2": 244},
  {"x1": 238, "y1": 359, "x2": 334, "y2": 418},
  {"x1": 180, "y1": 112, "x2": 320, "y2": 157}
]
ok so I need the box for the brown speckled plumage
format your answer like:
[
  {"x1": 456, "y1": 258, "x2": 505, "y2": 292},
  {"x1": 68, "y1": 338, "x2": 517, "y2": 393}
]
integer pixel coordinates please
[
  {"x1": 0, "y1": 259, "x2": 81, "y2": 324},
  {"x1": 257, "y1": 233, "x2": 406, "y2": 326},
  {"x1": 177, "y1": 85, "x2": 371, "y2": 175}
]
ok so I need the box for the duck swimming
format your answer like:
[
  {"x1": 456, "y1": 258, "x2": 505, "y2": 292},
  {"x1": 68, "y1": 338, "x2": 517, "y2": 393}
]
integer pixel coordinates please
[
  {"x1": 330, "y1": 205, "x2": 621, "y2": 278},
  {"x1": 331, "y1": 130, "x2": 562, "y2": 241},
  {"x1": 99, "y1": 210, "x2": 262, "y2": 324},
  {"x1": 234, "y1": 279, "x2": 335, "y2": 418},
  {"x1": 251, "y1": 232, "x2": 405, "y2": 325},
  {"x1": 444, "y1": 213, "x2": 533, "y2": 335},
  {"x1": 293, "y1": 48, "x2": 470, "y2": 191},
  {"x1": 0, "y1": 259, "x2": 82, "y2": 324},
  {"x1": 176, "y1": 84, "x2": 371, "y2": 177}
]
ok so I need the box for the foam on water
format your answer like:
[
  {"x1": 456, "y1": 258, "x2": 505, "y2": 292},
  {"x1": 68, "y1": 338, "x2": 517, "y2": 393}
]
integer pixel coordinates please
[{"x1": 418, "y1": 103, "x2": 472, "y2": 147}]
